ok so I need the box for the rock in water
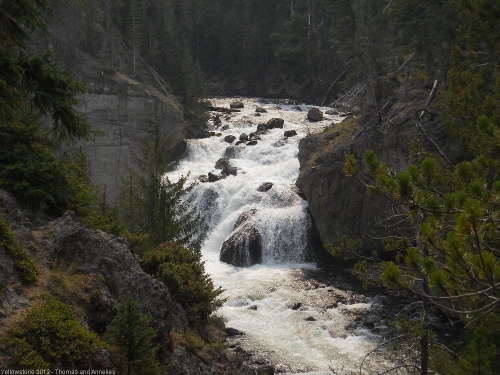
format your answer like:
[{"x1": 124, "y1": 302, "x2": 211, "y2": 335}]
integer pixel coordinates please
[
  {"x1": 307, "y1": 107, "x2": 324, "y2": 121},
  {"x1": 239, "y1": 133, "x2": 249, "y2": 141},
  {"x1": 284, "y1": 130, "x2": 297, "y2": 137},
  {"x1": 224, "y1": 135, "x2": 236, "y2": 143},
  {"x1": 215, "y1": 157, "x2": 231, "y2": 170},
  {"x1": 222, "y1": 166, "x2": 238, "y2": 177},
  {"x1": 225, "y1": 146, "x2": 236, "y2": 158},
  {"x1": 220, "y1": 210, "x2": 262, "y2": 267},
  {"x1": 266, "y1": 118, "x2": 284, "y2": 129},
  {"x1": 230, "y1": 101, "x2": 244, "y2": 109},
  {"x1": 208, "y1": 172, "x2": 222, "y2": 182},
  {"x1": 255, "y1": 106, "x2": 267, "y2": 113},
  {"x1": 257, "y1": 182, "x2": 273, "y2": 192},
  {"x1": 325, "y1": 109, "x2": 339, "y2": 115}
]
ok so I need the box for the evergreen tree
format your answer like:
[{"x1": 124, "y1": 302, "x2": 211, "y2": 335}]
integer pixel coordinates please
[
  {"x1": 107, "y1": 296, "x2": 162, "y2": 375},
  {"x1": 119, "y1": 105, "x2": 202, "y2": 251}
]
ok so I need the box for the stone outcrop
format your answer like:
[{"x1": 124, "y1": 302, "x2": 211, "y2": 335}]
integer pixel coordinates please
[
  {"x1": 297, "y1": 101, "x2": 459, "y2": 256},
  {"x1": 42, "y1": 211, "x2": 176, "y2": 345},
  {"x1": 220, "y1": 210, "x2": 262, "y2": 267}
]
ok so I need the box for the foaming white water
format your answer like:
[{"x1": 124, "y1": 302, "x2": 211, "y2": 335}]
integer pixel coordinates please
[{"x1": 169, "y1": 98, "x2": 390, "y2": 373}]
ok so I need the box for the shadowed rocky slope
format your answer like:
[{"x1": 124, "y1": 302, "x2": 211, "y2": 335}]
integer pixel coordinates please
[{"x1": 297, "y1": 91, "x2": 461, "y2": 256}]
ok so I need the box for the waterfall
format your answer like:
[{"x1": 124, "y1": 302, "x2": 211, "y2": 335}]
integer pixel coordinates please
[{"x1": 168, "y1": 98, "x2": 392, "y2": 374}]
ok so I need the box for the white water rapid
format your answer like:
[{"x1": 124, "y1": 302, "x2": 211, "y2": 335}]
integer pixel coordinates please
[{"x1": 168, "y1": 98, "x2": 391, "y2": 374}]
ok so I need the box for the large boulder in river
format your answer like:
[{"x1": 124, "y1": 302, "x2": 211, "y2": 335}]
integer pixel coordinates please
[
  {"x1": 225, "y1": 146, "x2": 236, "y2": 158},
  {"x1": 307, "y1": 107, "x2": 324, "y2": 121},
  {"x1": 222, "y1": 166, "x2": 238, "y2": 177},
  {"x1": 220, "y1": 210, "x2": 262, "y2": 267},
  {"x1": 230, "y1": 101, "x2": 244, "y2": 109},
  {"x1": 257, "y1": 182, "x2": 273, "y2": 192},
  {"x1": 255, "y1": 106, "x2": 267, "y2": 113},
  {"x1": 208, "y1": 172, "x2": 222, "y2": 182},
  {"x1": 256, "y1": 123, "x2": 268, "y2": 133},
  {"x1": 215, "y1": 157, "x2": 231, "y2": 170},
  {"x1": 284, "y1": 130, "x2": 297, "y2": 137},
  {"x1": 266, "y1": 118, "x2": 284, "y2": 129},
  {"x1": 224, "y1": 135, "x2": 236, "y2": 143}
]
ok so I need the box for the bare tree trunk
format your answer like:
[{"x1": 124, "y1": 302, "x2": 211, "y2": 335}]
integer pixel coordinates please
[
  {"x1": 321, "y1": 70, "x2": 346, "y2": 106},
  {"x1": 420, "y1": 292, "x2": 429, "y2": 375},
  {"x1": 420, "y1": 79, "x2": 439, "y2": 119},
  {"x1": 396, "y1": 52, "x2": 416, "y2": 74},
  {"x1": 383, "y1": 0, "x2": 395, "y2": 14}
]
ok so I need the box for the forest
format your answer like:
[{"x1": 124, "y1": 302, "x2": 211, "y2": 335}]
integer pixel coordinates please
[{"x1": 1, "y1": 0, "x2": 500, "y2": 374}]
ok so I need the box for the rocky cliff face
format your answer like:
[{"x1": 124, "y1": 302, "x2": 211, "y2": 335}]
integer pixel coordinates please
[
  {"x1": 75, "y1": 71, "x2": 186, "y2": 204},
  {"x1": 36, "y1": 1, "x2": 187, "y2": 205},
  {"x1": 297, "y1": 93, "x2": 460, "y2": 256}
]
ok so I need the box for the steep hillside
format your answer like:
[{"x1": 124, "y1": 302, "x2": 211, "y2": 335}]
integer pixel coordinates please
[{"x1": 0, "y1": 190, "x2": 260, "y2": 374}]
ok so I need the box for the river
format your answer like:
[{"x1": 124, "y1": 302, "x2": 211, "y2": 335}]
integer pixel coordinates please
[{"x1": 168, "y1": 98, "x2": 392, "y2": 374}]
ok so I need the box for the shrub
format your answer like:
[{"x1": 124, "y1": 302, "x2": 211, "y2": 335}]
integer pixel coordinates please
[
  {"x1": 3, "y1": 293, "x2": 105, "y2": 369},
  {"x1": 0, "y1": 214, "x2": 38, "y2": 283},
  {"x1": 141, "y1": 242, "x2": 224, "y2": 324}
]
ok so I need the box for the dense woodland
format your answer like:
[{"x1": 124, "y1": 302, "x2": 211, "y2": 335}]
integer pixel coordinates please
[{"x1": 1, "y1": 0, "x2": 500, "y2": 374}]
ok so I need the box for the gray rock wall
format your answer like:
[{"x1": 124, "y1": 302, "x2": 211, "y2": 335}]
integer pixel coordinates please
[
  {"x1": 76, "y1": 73, "x2": 186, "y2": 205},
  {"x1": 296, "y1": 106, "x2": 458, "y2": 256}
]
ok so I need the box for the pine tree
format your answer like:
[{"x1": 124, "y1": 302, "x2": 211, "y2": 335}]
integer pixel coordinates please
[
  {"x1": 119, "y1": 104, "x2": 202, "y2": 251},
  {"x1": 107, "y1": 296, "x2": 162, "y2": 375}
]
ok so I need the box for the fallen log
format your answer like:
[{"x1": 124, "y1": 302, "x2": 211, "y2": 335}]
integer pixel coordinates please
[{"x1": 419, "y1": 79, "x2": 438, "y2": 119}]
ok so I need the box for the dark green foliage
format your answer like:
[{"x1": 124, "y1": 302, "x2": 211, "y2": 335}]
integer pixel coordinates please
[
  {"x1": 388, "y1": 0, "x2": 457, "y2": 71},
  {"x1": 0, "y1": 0, "x2": 49, "y2": 48},
  {"x1": 142, "y1": 242, "x2": 224, "y2": 324},
  {"x1": 107, "y1": 296, "x2": 162, "y2": 375},
  {"x1": 119, "y1": 106, "x2": 202, "y2": 251},
  {"x1": 271, "y1": 13, "x2": 310, "y2": 83},
  {"x1": 0, "y1": 215, "x2": 39, "y2": 283},
  {"x1": 2, "y1": 293, "x2": 104, "y2": 369},
  {"x1": 458, "y1": 326, "x2": 497, "y2": 375},
  {"x1": 440, "y1": 1, "x2": 500, "y2": 156},
  {"x1": 0, "y1": 0, "x2": 91, "y2": 141},
  {"x1": 0, "y1": 0, "x2": 98, "y2": 215},
  {"x1": 0, "y1": 111, "x2": 93, "y2": 214}
]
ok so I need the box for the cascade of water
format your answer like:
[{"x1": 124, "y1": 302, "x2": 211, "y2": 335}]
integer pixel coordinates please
[{"x1": 168, "y1": 98, "x2": 392, "y2": 374}]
